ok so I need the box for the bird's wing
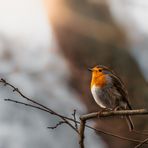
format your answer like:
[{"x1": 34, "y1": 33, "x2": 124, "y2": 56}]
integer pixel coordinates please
[{"x1": 109, "y1": 74, "x2": 132, "y2": 110}]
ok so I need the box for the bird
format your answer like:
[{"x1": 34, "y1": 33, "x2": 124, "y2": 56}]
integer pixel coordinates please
[{"x1": 88, "y1": 65, "x2": 134, "y2": 131}]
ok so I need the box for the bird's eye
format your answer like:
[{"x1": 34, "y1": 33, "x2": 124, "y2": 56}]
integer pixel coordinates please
[{"x1": 98, "y1": 69, "x2": 102, "y2": 72}]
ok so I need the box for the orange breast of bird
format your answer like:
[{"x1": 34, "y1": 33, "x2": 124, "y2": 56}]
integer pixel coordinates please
[{"x1": 91, "y1": 74, "x2": 107, "y2": 89}]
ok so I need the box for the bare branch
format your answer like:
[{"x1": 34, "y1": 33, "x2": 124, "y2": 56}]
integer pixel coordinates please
[
  {"x1": 80, "y1": 109, "x2": 148, "y2": 121},
  {"x1": 79, "y1": 118, "x2": 86, "y2": 148},
  {"x1": 72, "y1": 109, "x2": 78, "y2": 130},
  {"x1": 0, "y1": 79, "x2": 78, "y2": 133},
  {"x1": 5, "y1": 98, "x2": 146, "y2": 144},
  {"x1": 135, "y1": 137, "x2": 148, "y2": 148},
  {"x1": 78, "y1": 109, "x2": 148, "y2": 148},
  {"x1": 47, "y1": 121, "x2": 65, "y2": 130},
  {"x1": 4, "y1": 99, "x2": 78, "y2": 133},
  {"x1": 4, "y1": 99, "x2": 53, "y2": 113},
  {"x1": 2, "y1": 78, "x2": 148, "y2": 148},
  {"x1": 85, "y1": 125, "x2": 146, "y2": 143},
  {"x1": 132, "y1": 130, "x2": 148, "y2": 136}
]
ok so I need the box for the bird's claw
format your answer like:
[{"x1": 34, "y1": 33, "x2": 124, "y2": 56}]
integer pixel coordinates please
[{"x1": 97, "y1": 108, "x2": 111, "y2": 118}]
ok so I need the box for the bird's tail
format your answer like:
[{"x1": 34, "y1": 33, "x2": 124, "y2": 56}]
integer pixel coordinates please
[{"x1": 125, "y1": 115, "x2": 134, "y2": 131}]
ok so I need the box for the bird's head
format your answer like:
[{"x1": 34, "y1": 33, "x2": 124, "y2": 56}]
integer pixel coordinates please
[
  {"x1": 88, "y1": 65, "x2": 114, "y2": 87},
  {"x1": 88, "y1": 65, "x2": 113, "y2": 77}
]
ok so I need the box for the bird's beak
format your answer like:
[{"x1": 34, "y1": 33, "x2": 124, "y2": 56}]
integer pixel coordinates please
[{"x1": 88, "y1": 68, "x2": 92, "y2": 71}]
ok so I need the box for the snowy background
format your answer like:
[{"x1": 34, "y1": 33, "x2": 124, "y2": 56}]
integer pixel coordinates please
[{"x1": 0, "y1": 0, "x2": 148, "y2": 148}]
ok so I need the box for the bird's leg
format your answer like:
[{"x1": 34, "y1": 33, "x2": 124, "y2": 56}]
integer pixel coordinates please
[
  {"x1": 112, "y1": 106, "x2": 121, "y2": 111},
  {"x1": 113, "y1": 106, "x2": 124, "y2": 118},
  {"x1": 97, "y1": 108, "x2": 112, "y2": 118}
]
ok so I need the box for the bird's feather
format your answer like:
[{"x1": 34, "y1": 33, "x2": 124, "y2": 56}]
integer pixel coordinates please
[{"x1": 108, "y1": 74, "x2": 132, "y2": 110}]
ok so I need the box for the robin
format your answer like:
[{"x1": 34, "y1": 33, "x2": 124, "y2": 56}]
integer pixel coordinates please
[{"x1": 89, "y1": 65, "x2": 134, "y2": 131}]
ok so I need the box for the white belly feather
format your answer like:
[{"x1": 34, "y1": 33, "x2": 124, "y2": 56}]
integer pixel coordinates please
[{"x1": 91, "y1": 85, "x2": 106, "y2": 108}]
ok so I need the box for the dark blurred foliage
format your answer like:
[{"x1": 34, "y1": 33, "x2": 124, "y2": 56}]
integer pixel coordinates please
[{"x1": 45, "y1": 0, "x2": 148, "y2": 147}]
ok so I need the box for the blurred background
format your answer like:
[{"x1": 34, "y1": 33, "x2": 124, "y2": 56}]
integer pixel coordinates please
[{"x1": 0, "y1": 0, "x2": 148, "y2": 148}]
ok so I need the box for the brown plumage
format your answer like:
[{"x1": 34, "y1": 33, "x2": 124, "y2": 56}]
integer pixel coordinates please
[{"x1": 89, "y1": 65, "x2": 134, "y2": 131}]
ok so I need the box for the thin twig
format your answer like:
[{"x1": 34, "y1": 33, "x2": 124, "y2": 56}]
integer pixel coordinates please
[
  {"x1": 0, "y1": 79, "x2": 78, "y2": 133},
  {"x1": 135, "y1": 137, "x2": 148, "y2": 148},
  {"x1": 47, "y1": 121, "x2": 65, "y2": 129},
  {"x1": 133, "y1": 130, "x2": 148, "y2": 136},
  {"x1": 86, "y1": 125, "x2": 145, "y2": 143},
  {"x1": 3, "y1": 98, "x2": 78, "y2": 133},
  {"x1": 72, "y1": 109, "x2": 78, "y2": 130}
]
